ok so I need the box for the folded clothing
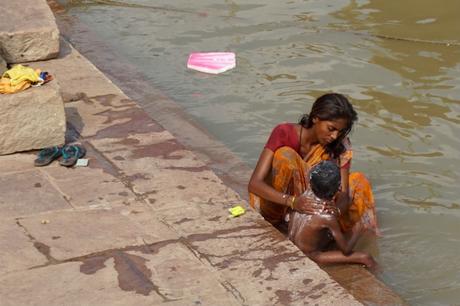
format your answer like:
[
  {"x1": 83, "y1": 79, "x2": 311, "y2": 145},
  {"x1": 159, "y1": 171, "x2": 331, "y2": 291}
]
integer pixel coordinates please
[{"x1": 0, "y1": 64, "x2": 44, "y2": 94}]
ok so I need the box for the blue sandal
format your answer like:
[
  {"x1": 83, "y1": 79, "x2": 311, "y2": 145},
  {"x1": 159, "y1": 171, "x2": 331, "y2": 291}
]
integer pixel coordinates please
[
  {"x1": 59, "y1": 144, "x2": 86, "y2": 167},
  {"x1": 34, "y1": 146, "x2": 62, "y2": 167}
]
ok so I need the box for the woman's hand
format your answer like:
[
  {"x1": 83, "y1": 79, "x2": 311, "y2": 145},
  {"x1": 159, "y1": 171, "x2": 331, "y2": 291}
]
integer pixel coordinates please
[{"x1": 293, "y1": 195, "x2": 325, "y2": 215}]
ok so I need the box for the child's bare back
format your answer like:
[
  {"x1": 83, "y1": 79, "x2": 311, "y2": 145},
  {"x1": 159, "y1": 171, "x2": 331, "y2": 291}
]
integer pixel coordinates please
[
  {"x1": 289, "y1": 212, "x2": 336, "y2": 253},
  {"x1": 289, "y1": 210, "x2": 376, "y2": 268}
]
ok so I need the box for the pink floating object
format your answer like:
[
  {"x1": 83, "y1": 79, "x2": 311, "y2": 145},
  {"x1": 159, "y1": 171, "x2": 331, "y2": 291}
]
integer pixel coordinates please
[{"x1": 187, "y1": 52, "x2": 236, "y2": 74}]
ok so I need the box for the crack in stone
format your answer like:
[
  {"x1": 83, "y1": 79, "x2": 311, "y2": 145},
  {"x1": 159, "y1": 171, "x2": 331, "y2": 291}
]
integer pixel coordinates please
[
  {"x1": 220, "y1": 280, "x2": 246, "y2": 305},
  {"x1": 164, "y1": 165, "x2": 208, "y2": 172},
  {"x1": 29, "y1": 238, "x2": 179, "y2": 300},
  {"x1": 16, "y1": 219, "x2": 59, "y2": 264}
]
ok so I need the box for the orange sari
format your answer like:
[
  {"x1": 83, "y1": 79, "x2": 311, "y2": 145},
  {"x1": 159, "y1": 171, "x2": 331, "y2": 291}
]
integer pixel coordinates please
[{"x1": 249, "y1": 146, "x2": 379, "y2": 234}]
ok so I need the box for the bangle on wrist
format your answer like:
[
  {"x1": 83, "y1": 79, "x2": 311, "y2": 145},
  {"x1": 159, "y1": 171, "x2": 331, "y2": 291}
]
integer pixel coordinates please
[{"x1": 290, "y1": 196, "x2": 296, "y2": 210}]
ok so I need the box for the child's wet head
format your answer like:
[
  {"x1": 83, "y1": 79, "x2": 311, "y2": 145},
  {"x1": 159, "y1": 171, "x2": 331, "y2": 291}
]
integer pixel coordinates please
[{"x1": 309, "y1": 161, "x2": 341, "y2": 200}]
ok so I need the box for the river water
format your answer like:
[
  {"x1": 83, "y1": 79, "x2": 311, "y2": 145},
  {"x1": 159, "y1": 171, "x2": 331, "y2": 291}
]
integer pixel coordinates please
[{"x1": 59, "y1": 0, "x2": 460, "y2": 304}]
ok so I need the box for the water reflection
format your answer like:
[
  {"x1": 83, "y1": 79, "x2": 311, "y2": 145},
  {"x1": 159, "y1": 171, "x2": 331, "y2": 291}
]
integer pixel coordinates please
[{"x1": 336, "y1": 0, "x2": 460, "y2": 43}]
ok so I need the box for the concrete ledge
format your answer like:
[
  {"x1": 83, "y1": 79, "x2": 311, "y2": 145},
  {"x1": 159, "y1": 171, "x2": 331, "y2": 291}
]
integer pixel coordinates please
[
  {"x1": 0, "y1": 81, "x2": 65, "y2": 155},
  {"x1": 0, "y1": 0, "x2": 59, "y2": 63}
]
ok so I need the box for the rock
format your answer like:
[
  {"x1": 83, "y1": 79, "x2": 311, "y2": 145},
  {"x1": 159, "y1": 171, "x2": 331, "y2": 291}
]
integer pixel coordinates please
[
  {"x1": 0, "y1": 81, "x2": 65, "y2": 155},
  {"x1": 0, "y1": 55, "x2": 6, "y2": 75},
  {"x1": 0, "y1": 0, "x2": 60, "y2": 63}
]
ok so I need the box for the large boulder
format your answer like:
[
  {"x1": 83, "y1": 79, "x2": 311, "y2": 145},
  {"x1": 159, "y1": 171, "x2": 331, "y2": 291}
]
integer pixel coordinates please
[
  {"x1": 0, "y1": 81, "x2": 66, "y2": 155},
  {"x1": 0, "y1": 0, "x2": 60, "y2": 63}
]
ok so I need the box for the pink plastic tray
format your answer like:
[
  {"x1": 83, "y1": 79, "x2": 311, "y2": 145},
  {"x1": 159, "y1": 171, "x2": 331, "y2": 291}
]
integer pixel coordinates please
[{"x1": 187, "y1": 52, "x2": 236, "y2": 74}]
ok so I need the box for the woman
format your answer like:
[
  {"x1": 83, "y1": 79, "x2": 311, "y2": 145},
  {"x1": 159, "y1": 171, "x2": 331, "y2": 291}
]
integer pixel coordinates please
[{"x1": 248, "y1": 93, "x2": 378, "y2": 239}]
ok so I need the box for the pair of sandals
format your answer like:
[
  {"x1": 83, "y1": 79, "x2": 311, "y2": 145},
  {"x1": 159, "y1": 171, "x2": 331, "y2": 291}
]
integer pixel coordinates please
[{"x1": 34, "y1": 144, "x2": 86, "y2": 167}]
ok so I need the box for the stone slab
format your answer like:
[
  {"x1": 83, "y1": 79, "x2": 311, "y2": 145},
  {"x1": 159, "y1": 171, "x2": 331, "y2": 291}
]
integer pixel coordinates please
[
  {"x1": 0, "y1": 218, "x2": 46, "y2": 275},
  {"x1": 90, "y1": 132, "x2": 205, "y2": 169},
  {"x1": 71, "y1": 129, "x2": 226, "y2": 211},
  {"x1": 131, "y1": 167, "x2": 241, "y2": 208},
  {"x1": 90, "y1": 135, "x2": 242, "y2": 208},
  {"x1": 0, "y1": 0, "x2": 59, "y2": 63},
  {"x1": 165, "y1": 203, "x2": 253, "y2": 231},
  {"x1": 63, "y1": 94, "x2": 165, "y2": 141},
  {"x1": 0, "y1": 80, "x2": 65, "y2": 155},
  {"x1": 42, "y1": 165, "x2": 136, "y2": 208},
  {"x1": 0, "y1": 243, "x2": 241, "y2": 306},
  {"x1": 139, "y1": 243, "x2": 240, "y2": 302},
  {"x1": 0, "y1": 261, "x2": 156, "y2": 306},
  {"x1": 16, "y1": 206, "x2": 178, "y2": 261},
  {"x1": 0, "y1": 152, "x2": 36, "y2": 174},
  {"x1": 217, "y1": 260, "x2": 360, "y2": 306},
  {"x1": 0, "y1": 170, "x2": 70, "y2": 219},
  {"x1": 65, "y1": 95, "x2": 147, "y2": 138}
]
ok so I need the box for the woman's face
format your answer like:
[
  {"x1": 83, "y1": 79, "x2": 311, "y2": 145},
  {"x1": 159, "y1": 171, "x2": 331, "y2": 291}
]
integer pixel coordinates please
[{"x1": 313, "y1": 118, "x2": 348, "y2": 145}]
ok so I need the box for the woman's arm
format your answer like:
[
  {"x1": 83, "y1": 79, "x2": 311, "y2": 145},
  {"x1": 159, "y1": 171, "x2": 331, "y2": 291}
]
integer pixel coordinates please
[
  {"x1": 248, "y1": 148, "x2": 323, "y2": 214},
  {"x1": 334, "y1": 166, "x2": 351, "y2": 215},
  {"x1": 248, "y1": 148, "x2": 289, "y2": 206}
]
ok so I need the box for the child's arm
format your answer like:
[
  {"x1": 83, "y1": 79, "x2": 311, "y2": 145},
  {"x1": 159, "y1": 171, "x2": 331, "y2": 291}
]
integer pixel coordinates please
[{"x1": 322, "y1": 217, "x2": 362, "y2": 255}]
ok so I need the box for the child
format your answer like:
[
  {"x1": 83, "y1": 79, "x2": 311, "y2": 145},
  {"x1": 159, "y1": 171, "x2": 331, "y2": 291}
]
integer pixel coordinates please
[{"x1": 288, "y1": 161, "x2": 377, "y2": 268}]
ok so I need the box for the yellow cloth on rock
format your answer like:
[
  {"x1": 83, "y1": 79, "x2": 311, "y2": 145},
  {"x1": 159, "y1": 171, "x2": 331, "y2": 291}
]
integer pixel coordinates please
[
  {"x1": 3, "y1": 65, "x2": 40, "y2": 86},
  {"x1": 0, "y1": 65, "x2": 41, "y2": 94}
]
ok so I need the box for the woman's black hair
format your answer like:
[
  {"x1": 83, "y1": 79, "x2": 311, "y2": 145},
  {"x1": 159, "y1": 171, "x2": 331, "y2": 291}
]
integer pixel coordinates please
[{"x1": 299, "y1": 93, "x2": 358, "y2": 158}]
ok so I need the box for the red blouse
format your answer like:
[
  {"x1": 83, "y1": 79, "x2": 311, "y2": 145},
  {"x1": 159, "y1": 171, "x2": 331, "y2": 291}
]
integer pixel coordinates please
[{"x1": 264, "y1": 123, "x2": 300, "y2": 154}]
